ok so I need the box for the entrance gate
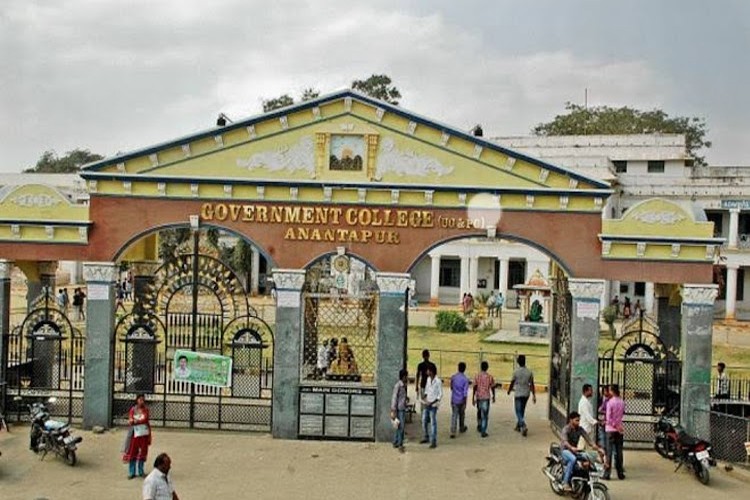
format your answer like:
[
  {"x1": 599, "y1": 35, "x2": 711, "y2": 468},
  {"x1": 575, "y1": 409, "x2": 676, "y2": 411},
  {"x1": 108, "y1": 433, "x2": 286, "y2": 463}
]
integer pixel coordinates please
[
  {"x1": 4, "y1": 291, "x2": 84, "y2": 423},
  {"x1": 112, "y1": 242, "x2": 273, "y2": 431},
  {"x1": 549, "y1": 273, "x2": 572, "y2": 433},
  {"x1": 598, "y1": 312, "x2": 681, "y2": 446}
]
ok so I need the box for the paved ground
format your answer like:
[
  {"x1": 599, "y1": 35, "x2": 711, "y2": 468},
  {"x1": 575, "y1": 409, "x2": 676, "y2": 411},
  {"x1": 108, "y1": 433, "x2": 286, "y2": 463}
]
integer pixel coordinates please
[{"x1": 1, "y1": 394, "x2": 747, "y2": 500}]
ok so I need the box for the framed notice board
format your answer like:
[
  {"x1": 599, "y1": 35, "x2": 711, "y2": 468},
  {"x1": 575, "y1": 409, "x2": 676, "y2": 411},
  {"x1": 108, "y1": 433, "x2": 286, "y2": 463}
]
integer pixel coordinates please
[{"x1": 298, "y1": 385, "x2": 376, "y2": 441}]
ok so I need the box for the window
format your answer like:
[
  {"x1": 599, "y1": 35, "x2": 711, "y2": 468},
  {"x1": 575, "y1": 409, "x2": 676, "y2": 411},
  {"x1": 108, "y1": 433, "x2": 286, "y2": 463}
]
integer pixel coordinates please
[
  {"x1": 439, "y1": 258, "x2": 461, "y2": 287},
  {"x1": 634, "y1": 282, "x2": 646, "y2": 296},
  {"x1": 612, "y1": 160, "x2": 627, "y2": 173},
  {"x1": 716, "y1": 268, "x2": 745, "y2": 301},
  {"x1": 619, "y1": 283, "x2": 629, "y2": 294},
  {"x1": 647, "y1": 160, "x2": 665, "y2": 173},
  {"x1": 706, "y1": 212, "x2": 723, "y2": 237},
  {"x1": 508, "y1": 260, "x2": 527, "y2": 289}
]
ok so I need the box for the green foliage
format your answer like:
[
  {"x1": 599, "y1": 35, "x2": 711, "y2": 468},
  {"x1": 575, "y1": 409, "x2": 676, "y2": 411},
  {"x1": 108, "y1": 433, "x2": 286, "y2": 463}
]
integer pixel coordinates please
[
  {"x1": 475, "y1": 291, "x2": 490, "y2": 306},
  {"x1": 602, "y1": 305, "x2": 618, "y2": 339},
  {"x1": 25, "y1": 148, "x2": 104, "y2": 173},
  {"x1": 158, "y1": 228, "x2": 191, "y2": 260},
  {"x1": 533, "y1": 103, "x2": 711, "y2": 165},
  {"x1": 351, "y1": 74, "x2": 401, "y2": 105},
  {"x1": 231, "y1": 239, "x2": 254, "y2": 287},
  {"x1": 300, "y1": 88, "x2": 320, "y2": 101},
  {"x1": 262, "y1": 94, "x2": 295, "y2": 112},
  {"x1": 435, "y1": 311, "x2": 467, "y2": 333}
]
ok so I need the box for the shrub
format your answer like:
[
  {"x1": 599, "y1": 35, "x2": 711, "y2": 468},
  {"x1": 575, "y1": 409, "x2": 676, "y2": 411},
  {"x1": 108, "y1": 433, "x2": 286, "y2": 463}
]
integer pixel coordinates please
[
  {"x1": 602, "y1": 305, "x2": 617, "y2": 339},
  {"x1": 435, "y1": 311, "x2": 467, "y2": 333}
]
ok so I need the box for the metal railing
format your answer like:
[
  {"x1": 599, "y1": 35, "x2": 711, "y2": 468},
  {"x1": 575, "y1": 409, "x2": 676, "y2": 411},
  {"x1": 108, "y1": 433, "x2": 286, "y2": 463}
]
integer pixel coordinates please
[
  {"x1": 695, "y1": 409, "x2": 750, "y2": 465},
  {"x1": 407, "y1": 348, "x2": 548, "y2": 383},
  {"x1": 711, "y1": 376, "x2": 750, "y2": 402}
]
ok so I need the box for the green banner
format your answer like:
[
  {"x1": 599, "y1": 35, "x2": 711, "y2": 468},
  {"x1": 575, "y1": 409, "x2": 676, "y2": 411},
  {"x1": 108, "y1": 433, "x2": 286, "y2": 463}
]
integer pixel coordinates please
[{"x1": 173, "y1": 350, "x2": 233, "y2": 388}]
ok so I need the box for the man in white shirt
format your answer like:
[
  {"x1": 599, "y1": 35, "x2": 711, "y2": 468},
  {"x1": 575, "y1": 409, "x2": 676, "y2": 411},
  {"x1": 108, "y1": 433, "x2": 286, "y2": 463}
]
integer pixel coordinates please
[
  {"x1": 420, "y1": 366, "x2": 443, "y2": 449},
  {"x1": 577, "y1": 384, "x2": 598, "y2": 436},
  {"x1": 143, "y1": 453, "x2": 179, "y2": 500}
]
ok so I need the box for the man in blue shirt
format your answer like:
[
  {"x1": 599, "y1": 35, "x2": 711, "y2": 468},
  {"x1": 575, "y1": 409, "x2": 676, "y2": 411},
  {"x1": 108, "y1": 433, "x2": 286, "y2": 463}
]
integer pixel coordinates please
[{"x1": 450, "y1": 362, "x2": 470, "y2": 438}]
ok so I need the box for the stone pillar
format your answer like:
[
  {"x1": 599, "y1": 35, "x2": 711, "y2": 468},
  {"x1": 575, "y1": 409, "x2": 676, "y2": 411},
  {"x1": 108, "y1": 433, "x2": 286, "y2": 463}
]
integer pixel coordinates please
[
  {"x1": 271, "y1": 269, "x2": 306, "y2": 439},
  {"x1": 680, "y1": 284, "x2": 718, "y2": 436},
  {"x1": 498, "y1": 258, "x2": 509, "y2": 306},
  {"x1": 725, "y1": 264, "x2": 738, "y2": 320},
  {"x1": 250, "y1": 247, "x2": 261, "y2": 296},
  {"x1": 0, "y1": 260, "x2": 12, "y2": 405},
  {"x1": 130, "y1": 261, "x2": 159, "y2": 315},
  {"x1": 728, "y1": 208, "x2": 740, "y2": 249},
  {"x1": 82, "y1": 262, "x2": 118, "y2": 429},
  {"x1": 26, "y1": 261, "x2": 58, "y2": 310},
  {"x1": 469, "y1": 256, "x2": 479, "y2": 296},
  {"x1": 459, "y1": 256, "x2": 470, "y2": 297},
  {"x1": 600, "y1": 280, "x2": 611, "y2": 311},
  {"x1": 568, "y1": 279, "x2": 605, "y2": 405},
  {"x1": 657, "y1": 285, "x2": 682, "y2": 353},
  {"x1": 374, "y1": 272, "x2": 410, "y2": 442},
  {"x1": 429, "y1": 253, "x2": 440, "y2": 306},
  {"x1": 644, "y1": 282, "x2": 655, "y2": 314}
]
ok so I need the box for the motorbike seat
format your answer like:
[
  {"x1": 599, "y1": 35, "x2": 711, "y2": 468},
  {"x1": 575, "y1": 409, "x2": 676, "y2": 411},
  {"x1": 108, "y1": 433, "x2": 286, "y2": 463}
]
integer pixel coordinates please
[
  {"x1": 44, "y1": 420, "x2": 66, "y2": 431},
  {"x1": 678, "y1": 434, "x2": 700, "y2": 447}
]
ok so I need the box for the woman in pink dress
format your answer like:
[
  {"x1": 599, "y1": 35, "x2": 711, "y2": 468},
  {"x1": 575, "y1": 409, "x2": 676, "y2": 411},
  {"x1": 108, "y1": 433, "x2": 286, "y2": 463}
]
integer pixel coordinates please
[{"x1": 122, "y1": 394, "x2": 151, "y2": 479}]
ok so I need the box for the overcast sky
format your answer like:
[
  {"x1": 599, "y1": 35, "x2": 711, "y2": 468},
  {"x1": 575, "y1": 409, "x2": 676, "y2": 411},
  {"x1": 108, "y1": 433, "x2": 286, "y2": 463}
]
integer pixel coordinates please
[{"x1": 2, "y1": 0, "x2": 748, "y2": 172}]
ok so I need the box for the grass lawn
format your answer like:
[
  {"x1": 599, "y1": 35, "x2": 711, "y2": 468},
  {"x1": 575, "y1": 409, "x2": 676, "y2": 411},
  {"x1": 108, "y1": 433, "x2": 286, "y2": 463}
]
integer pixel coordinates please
[{"x1": 407, "y1": 325, "x2": 750, "y2": 384}]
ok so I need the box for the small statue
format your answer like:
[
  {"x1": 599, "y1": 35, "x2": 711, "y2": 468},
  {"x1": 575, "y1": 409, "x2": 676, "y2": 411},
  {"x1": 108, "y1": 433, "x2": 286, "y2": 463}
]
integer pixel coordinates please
[{"x1": 527, "y1": 299, "x2": 543, "y2": 322}]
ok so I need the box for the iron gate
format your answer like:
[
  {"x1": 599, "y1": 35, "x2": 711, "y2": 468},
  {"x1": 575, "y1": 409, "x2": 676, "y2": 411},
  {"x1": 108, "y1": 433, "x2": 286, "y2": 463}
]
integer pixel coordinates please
[
  {"x1": 112, "y1": 240, "x2": 273, "y2": 431},
  {"x1": 598, "y1": 312, "x2": 681, "y2": 446},
  {"x1": 549, "y1": 273, "x2": 572, "y2": 434},
  {"x1": 4, "y1": 290, "x2": 84, "y2": 423}
]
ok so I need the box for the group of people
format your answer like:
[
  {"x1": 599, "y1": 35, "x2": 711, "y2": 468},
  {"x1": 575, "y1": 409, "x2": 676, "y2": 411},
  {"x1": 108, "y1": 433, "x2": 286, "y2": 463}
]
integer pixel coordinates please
[
  {"x1": 561, "y1": 382, "x2": 626, "y2": 492},
  {"x1": 485, "y1": 291, "x2": 504, "y2": 318},
  {"x1": 121, "y1": 394, "x2": 180, "y2": 499},
  {"x1": 390, "y1": 350, "x2": 536, "y2": 452},
  {"x1": 610, "y1": 295, "x2": 641, "y2": 319},
  {"x1": 115, "y1": 278, "x2": 133, "y2": 313},
  {"x1": 315, "y1": 337, "x2": 358, "y2": 378},
  {"x1": 461, "y1": 293, "x2": 475, "y2": 316},
  {"x1": 55, "y1": 287, "x2": 86, "y2": 321}
]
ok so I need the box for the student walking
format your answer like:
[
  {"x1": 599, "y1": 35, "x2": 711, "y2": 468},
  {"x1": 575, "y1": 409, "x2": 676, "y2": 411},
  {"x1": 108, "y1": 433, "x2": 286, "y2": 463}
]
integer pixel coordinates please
[
  {"x1": 420, "y1": 366, "x2": 442, "y2": 448},
  {"x1": 507, "y1": 354, "x2": 536, "y2": 436},
  {"x1": 472, "y1": 361, "x2": 495, "y2": 438},
  {"x1": 449, "y1": 362, "x2": 470, "y2": 438},
  {"x1": 390, "y1": 369, "x2": 408, "y2": 453}
]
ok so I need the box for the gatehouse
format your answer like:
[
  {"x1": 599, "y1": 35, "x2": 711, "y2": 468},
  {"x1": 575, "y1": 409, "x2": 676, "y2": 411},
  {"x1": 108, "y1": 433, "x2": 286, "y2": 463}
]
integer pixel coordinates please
[{"x1": 0, "y1": 90, "x2": 720, "y2": 441}]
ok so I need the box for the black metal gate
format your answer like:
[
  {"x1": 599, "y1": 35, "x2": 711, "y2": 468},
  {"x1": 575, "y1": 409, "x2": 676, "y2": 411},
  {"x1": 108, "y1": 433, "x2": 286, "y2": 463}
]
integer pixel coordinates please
[
  {"x1": 112, "y1": 239, "x2": 273, "y2": 431},
  {"x1": 598, "y1": 312, "x2": 681, "y2": 446},
  {"x1": 4, "y1": 290, "x2": 84, "y2": 423},
  {"x1": 549, "y1": 271, "x2": 572, "y2": 434}
]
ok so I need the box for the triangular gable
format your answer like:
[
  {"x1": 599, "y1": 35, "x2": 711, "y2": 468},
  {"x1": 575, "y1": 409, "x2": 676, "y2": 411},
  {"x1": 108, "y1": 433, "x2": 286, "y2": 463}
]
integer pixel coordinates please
[{"x1": 81, "y1": 90, "x2": 611, "y2": 192}]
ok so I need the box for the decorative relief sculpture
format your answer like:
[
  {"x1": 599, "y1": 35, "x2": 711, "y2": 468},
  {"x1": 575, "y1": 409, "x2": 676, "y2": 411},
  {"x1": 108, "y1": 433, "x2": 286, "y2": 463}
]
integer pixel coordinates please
[
  {"x1": 681, "y1": 285, "x2": 718, "y2": 306},
  {"x1": 631, "y1": 211, "x2": 686, "y2": 225},
  {"x1": 10, "y1": 193, "x2": 62, "y2": 208},
  {"x1": 375, "y1": 272, "x2": 411, "y2": 295},
  {"x1": 236, "y1": 136, "x2": 315, "y2": 175},
  {"x1": 375, "y1": 137, "x2": 453, "y2": 178}
]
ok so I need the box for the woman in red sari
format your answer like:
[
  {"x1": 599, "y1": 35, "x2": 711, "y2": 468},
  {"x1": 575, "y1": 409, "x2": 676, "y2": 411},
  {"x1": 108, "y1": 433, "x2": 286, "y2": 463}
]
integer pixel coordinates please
[{"x1": 122, "y1": 394, "x2": 151, "y2": 479}]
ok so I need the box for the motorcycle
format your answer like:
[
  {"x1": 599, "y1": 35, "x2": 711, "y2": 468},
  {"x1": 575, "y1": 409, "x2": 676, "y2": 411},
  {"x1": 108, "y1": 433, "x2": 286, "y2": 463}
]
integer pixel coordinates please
[
  {"x1": 654, "y1": 414, "x2": 715, "y2": 485},
  {"x1": 543, "y1": 443, "x2": 610, "y2": 499},
  {"x1": 28, "y1": 397, "x2": 82, "y2": 466}
]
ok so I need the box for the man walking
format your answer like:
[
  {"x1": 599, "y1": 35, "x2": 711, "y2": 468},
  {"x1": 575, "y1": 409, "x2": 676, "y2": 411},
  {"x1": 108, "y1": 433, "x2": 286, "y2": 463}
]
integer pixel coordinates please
[
  {"x1": 390, "y1": 369, "x2": 408, "y2": 452},
  {"x1": 507, "y1": 354, "x2": 536, "y2": 436},
  {"x1": 143, "y1": 452, "x2": 180, "y2": 500},
  {"x1": 604, "y1": 384, "x2": 625, "y2": 480},
  {"x1": 449, "y1": 362, "x2": 470, "y2": 438},
  {"x1": 415, "y1": 350, "x2": 437, "y2": 438},
  {"x1": 472, "y1": 361, "x2": 495, "y2": 438},
  {"x1": 420, "y1": 365, "x2": 442, "y2": 448},
  {"x1": 716, "y1": 362, "x2": 730, "y2": 399}
]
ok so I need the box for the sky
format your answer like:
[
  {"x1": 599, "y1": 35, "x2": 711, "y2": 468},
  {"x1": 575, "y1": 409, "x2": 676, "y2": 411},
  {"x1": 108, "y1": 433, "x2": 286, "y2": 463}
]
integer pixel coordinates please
[{"x1": 2, "y1": 0, "x2": 749, "y2": 172}]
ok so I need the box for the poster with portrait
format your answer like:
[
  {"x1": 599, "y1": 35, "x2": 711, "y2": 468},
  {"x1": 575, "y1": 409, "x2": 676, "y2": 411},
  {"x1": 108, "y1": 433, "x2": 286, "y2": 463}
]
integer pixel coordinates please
[{"x1": 173, "y1": 349, "x2": 232, "y2": 387}]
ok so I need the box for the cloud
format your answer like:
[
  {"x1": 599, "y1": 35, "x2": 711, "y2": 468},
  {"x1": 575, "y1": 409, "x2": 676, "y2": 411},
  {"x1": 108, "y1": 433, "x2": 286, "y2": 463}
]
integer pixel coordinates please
[{"x1": 0, "y1": 0, "x2": 739, "y2": 171}]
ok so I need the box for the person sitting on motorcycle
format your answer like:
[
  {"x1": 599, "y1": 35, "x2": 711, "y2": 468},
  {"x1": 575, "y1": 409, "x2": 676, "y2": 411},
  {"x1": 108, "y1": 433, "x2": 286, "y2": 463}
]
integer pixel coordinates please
[{"x1": 560, "y1": 411, "x2": 604, "y2": 492}]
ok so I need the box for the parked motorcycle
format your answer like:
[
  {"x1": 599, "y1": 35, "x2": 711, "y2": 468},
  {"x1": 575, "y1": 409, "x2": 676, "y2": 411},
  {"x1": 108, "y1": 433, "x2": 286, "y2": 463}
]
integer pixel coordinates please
[
  {"x1": 543, "y1": 443, "x2": 610, "y2": 499},
  {"x1": 28, "y1": 397, "x2": 82, "y2": 466},
  {"x1": 654, "y1": 414, "x2": 715, "y2": 485}
]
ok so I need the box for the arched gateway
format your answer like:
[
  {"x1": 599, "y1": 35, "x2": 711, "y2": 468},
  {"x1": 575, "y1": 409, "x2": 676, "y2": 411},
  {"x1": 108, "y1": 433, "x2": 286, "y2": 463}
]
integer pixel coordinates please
[{"x1": 0, "y1": 90, "x2": 720, "y2": 441}]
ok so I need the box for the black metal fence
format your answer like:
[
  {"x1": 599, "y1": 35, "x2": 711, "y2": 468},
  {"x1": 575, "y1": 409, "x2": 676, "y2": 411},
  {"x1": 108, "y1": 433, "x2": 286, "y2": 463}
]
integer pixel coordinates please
[
  {"x1": 695, "y1": 409, "x2": 750, "y2": 465},
  {"x1": 711, "y1": 376, "x2": 750, "y2": 402}
]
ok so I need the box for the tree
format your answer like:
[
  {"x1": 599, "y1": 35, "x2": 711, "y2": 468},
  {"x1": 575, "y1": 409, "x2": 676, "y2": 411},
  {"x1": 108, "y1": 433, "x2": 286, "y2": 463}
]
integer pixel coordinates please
[
  {"x1": 25, "y1": 148, "x2": 104, "y2": 173},
  {"x1": 533, "y1": 103, "x2": 712, "y2": 165},
  {"x1": 351, "y1": 74, "x2": 401, "y2": 105},
  {"x1": 300, "y1": 87, "x2": 320, "y2": 101},
  {"x1": 262, "y1": 94, "x2": 294, "y2": 113}
]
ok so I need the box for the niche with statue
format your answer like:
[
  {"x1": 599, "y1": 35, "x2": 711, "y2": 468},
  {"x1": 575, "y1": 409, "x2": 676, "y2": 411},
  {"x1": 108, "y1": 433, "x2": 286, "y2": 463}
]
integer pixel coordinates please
[{"x1": 513, "y1": 269, "x2": 552, "y2": 339}]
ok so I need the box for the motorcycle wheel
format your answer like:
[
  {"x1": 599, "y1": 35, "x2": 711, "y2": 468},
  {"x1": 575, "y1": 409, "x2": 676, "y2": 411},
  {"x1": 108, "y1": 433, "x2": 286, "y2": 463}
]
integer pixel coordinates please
[
  {"x1": 654, "y1": 437, "x2": 671, "y2": 459},
  {"x1": 548, "y1": 463, "x2": 565, "y2": 496},
  {"x1": 64, "y1": 449, "x2": 77, "y2": 466},
  {"x1": 695, "y1": 462, "x2": 709, "y2": 485},
  {"x1": 587, "y1": 483, "x2": 611, "y2": 500}
]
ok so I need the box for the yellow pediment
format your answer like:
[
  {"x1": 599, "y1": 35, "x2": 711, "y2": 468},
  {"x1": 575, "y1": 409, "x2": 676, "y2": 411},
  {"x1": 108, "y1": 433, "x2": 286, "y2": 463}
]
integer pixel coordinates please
[
  {"x1": 602, "y1": 198, "x2": 714, "y2": 239},
  {"x1": 82, "y1": 90, "x2": 611, "y2": 194},
  {"x1": 0, "y1": 184, "x2": 88, "y2": 222}
]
